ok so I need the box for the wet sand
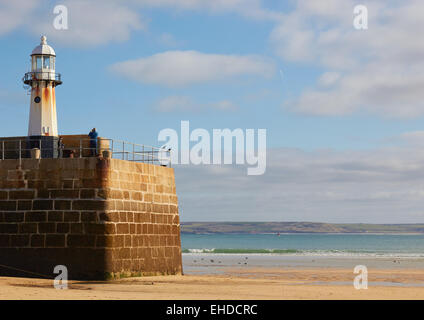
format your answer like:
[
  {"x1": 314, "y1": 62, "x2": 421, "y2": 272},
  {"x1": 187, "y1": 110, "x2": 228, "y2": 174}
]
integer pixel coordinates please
[
  {"x1": 0, "y1": 254, "x2": 423, "y2": 299},
  {"x1": 182, "y1": 253, "x2": 424, "y2": 273}
]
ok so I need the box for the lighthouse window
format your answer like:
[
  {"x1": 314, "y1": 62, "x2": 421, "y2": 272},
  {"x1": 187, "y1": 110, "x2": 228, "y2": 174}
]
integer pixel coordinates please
[
  {"x1": 43, "y1": 56, "x2": 50, "y2": 69},
  {"x1": 36, "y1": 56, "x2": 42, "y2": 69},
  {"x1": 34, "y1": 96, "x2": 41, "y2": 103}
]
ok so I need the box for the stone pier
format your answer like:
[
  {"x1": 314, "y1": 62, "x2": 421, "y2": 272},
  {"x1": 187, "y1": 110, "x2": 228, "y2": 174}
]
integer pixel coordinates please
[{"x1": 0, "y1": 157, "x2": 182, "y2": 280}]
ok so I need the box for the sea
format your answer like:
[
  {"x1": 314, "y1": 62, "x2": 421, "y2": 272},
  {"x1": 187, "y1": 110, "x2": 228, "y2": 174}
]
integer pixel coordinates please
[{"x1": 181, "y1": 233, "x2": 424, "y2": 257}]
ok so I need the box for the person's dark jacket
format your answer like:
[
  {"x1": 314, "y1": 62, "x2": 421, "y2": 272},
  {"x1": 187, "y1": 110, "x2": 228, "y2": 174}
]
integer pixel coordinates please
[{"x1": 88, "y1": 130, "x2": 98, "y2": 141}]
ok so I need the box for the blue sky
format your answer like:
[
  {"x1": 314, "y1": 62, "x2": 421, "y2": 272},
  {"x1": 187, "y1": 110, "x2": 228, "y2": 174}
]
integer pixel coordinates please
[{"x1": 1, "y1": 0, "x2": 424, "y2": 223}]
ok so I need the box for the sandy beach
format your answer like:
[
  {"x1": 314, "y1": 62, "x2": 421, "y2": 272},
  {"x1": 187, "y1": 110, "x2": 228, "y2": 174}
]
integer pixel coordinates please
[{"x1": 0, "y1": 254, "x2": 423, "y2": 300}]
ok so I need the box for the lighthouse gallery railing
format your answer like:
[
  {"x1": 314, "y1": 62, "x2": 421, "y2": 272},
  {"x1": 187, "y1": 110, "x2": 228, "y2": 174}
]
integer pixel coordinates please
[{"x1": 23, "y1": 72, "x2": 62, "y2": 85}]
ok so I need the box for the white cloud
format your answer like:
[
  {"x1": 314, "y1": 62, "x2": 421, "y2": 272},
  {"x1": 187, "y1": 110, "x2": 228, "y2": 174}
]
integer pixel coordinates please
[
  {"x1": 175, "y1": 138, "x2": 424, "y2": 223},
  {"x1": 127, "y1": 0, "x2": 283, "y2": 21},
  {"x1": 0, "y1": 0, "x2": 282, "y2": 47},
  {"x1": 154, "y1": 95, "x2": 238, "y2": 112},
  {"x1": 155, "y1": 96, "x2": 195, "y2": 112},
  {"x1": 212, "y1": 100, "x2": 238, "y2": 111},
  {"x1": 317, "y1": 72, "x2": 341, "y2": 88},
  {"x1": 30, "y1": 0, "x2": 145, "y2": 47},
  {"x1": 0, "y1": 0, "x2": 40, "y2": 35},
  {"x1": 110, "y1": 51, "x2": 275, "y2": 87},
  {"x1": 389, "y1": 131, "x2": 424, "y2": 147},
  {"x1": 272, "y1": 0, "x2": 424, "y2": 118},
  {"x1": 287, "y1": 65, "x2": 424, "y2": 117}
]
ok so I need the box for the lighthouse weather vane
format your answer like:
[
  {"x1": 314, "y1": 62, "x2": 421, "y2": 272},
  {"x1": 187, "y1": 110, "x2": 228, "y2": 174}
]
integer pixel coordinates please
[{"x1": 23, "y1": 35, "x2": 62, "y2": 138}]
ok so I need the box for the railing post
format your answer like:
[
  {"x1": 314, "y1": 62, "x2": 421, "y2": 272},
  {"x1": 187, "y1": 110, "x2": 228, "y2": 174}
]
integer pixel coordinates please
[
  {"x1": 111, "y1": 139, "x2": 114, "y2": 159},
  {"x1": 122, "y1": 141, "x2": 125, "y2": 160},
  {"x1": 132, "y1": 143, "x2": 135, "y2": 161},
  {"x1": 79, "y1": 139, "x2": 82, "y2": 158},
  {"x1": 39, "y1": 139, "x2": 42, "y2": 159},
  {"x1": 2, "y1": 141, "x2": 4, "y2": 160},
  {"x1": 19, "y1": 140, "x2": 22, "y2": 165},
  {"x1": 169, "y1": 150, "x2": 171, "y2": 168}
]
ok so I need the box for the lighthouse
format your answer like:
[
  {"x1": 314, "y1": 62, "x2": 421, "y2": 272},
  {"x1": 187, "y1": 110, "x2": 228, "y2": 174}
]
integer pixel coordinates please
[{"x1": 23, "y1": 36, "x2": 62, "y2": 157}]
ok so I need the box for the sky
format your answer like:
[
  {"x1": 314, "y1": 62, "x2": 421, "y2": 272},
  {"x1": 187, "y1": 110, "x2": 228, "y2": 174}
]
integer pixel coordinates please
[{"x1": 1, "y1": 0, "x2": 424, "y2": 223}]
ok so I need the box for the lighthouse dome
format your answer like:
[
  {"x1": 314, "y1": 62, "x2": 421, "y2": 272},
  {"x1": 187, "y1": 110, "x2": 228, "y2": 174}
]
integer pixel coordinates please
[{"x1": 31, "y1": 36, "x2": 56, "y2": 56}]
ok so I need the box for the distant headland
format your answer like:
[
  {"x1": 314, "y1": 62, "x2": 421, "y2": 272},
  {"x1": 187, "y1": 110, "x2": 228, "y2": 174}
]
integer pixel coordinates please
[{"x1": 181, "y1": 222, "x2": 424, "y2": 234}]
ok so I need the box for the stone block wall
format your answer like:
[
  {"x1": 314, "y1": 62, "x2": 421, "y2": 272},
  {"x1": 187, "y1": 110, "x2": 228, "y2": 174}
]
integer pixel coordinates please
[{"x1": 0, "y1": 157, "x2": 182, "y2": 280}]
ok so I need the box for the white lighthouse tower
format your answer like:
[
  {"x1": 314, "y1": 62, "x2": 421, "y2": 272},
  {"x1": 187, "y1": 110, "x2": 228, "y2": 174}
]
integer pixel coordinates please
[{"x1": 23, "y1": 36, "x2": 62, "y2": 138}]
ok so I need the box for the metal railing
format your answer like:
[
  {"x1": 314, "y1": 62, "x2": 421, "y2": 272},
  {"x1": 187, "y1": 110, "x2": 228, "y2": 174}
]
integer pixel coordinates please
[
  {"x1": 109, "y1": 139, "x2": 171, "y2": 166},
  {"x1": 23, "y1": 71, "x2": 62, "y2": 85},
  {"x1": 0, "y1": 137, "x2": 171, "y2": 167}
]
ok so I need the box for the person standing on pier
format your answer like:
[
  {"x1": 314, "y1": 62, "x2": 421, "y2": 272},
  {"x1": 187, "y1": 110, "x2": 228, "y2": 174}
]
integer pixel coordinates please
[{"x1": 88, "y1": 128, "x2": 98, "y2": 156}]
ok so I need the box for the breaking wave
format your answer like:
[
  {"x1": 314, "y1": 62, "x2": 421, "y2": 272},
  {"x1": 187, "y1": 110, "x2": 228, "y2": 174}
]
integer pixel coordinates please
[{"x1": 181, "y1": 248, "x2": 424, "y2": 257}]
